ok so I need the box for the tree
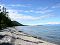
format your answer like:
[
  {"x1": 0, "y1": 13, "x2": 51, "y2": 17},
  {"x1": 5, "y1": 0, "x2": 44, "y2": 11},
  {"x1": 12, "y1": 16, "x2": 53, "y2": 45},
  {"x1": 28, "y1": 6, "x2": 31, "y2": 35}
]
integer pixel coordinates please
[{"x1": 0, "y1": 6, "x2": 24, "y2": 29}]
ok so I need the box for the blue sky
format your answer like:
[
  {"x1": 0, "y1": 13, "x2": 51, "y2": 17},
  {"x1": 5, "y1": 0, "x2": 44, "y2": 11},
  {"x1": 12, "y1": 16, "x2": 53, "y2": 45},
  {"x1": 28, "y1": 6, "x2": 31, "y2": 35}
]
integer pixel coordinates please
[{"x1": 0, "y1": 0, "x2": 60, "y2": 25}]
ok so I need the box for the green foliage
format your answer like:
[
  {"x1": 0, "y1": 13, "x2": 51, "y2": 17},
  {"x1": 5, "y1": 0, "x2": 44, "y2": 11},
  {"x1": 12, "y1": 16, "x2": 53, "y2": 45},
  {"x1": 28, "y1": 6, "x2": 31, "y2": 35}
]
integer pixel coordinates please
[
  {"x1": 0, "y1": 12, "x2": 12, "y2": 29},
  {"x1": 0, "y1": 12, "x2": 24, "y2": 29}
]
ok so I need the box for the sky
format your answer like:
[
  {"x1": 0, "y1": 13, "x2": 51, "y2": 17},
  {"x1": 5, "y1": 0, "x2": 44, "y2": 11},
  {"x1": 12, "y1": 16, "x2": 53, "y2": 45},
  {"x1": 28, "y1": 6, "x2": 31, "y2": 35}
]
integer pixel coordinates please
[{"x1": 0, "y1": 0, "x2": 60, "y2": 25}]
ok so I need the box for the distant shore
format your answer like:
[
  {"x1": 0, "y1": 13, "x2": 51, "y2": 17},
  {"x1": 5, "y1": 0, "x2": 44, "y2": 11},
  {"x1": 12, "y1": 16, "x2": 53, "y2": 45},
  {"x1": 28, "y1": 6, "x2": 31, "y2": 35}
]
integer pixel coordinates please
[{"x1": 0, "y1": 27, "x2": 57, "y2": 45}]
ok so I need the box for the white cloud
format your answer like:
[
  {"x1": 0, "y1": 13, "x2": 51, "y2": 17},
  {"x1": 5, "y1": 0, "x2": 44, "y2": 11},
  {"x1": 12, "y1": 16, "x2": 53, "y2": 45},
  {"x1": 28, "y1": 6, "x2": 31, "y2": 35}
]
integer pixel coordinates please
[
  {"x1": 0, "y1": 4, "x2": 11, "y2": 10},
  {"x1": 7, "y1": 9, "x2": 54, "y2": 22},
  {"x1": 46, "y1": 22, "x2": 60, "y2": 24},
  {"x1": 7, "y1": 4, "x2": 32, "y2": 7},
  {"x1": 6, "y1": 5, "x2": 53, "y2": 14},
  {"x1": 8, "y1": 9, "x2": 52, "y2": 14},
  {"x1": 8, "y1": 10, "x2": 39, "y2": 21},
  {"x1": 8, "y1": 9, "x2": 54, "y2": 21},
  {"x1": 0, "y1": 4, "x2": 7, "y2": 7},
  {"x1": 1, "y1": 3, "x2": 53, "y2": 14},
  {"x1": 52, "y1": 3, "x2": 60, "y2": 8},
  {"x1": 24, "y1": 10, "x2": 34, "y2": 13},
  {"x1": 0, "y1": 4, "x2": 55, "y2": 21},
  {"x1": 9, "y1": 4, "x2": 25, "y2": 7},
  {"x1": 9, "y1": 13, "x2": 39, "y2": 21},
  {"x1": 7, "y1": 9, "x2": 24, "y2": 13},
  {"x1": 35, "y1": 7, "x2": 51, "y2": 14},
  {"x1": 36, "y1": 7, "x2": 48, "y2": 10},
  {"x1": 35, "y1": 9, "x2": 53, "y2": 14},
  {"x1": 42, "y1": 7, "x2": 48, "y2": 10},
  {"x1": 39, "y1": 14, "x2": 54, "y2": 20},
  {"x1": 0, "y1": 4, "x2": 54, "y2": 22},
  {"x1": 21, "y1": 9, "x2": 53, "y2": 14}
]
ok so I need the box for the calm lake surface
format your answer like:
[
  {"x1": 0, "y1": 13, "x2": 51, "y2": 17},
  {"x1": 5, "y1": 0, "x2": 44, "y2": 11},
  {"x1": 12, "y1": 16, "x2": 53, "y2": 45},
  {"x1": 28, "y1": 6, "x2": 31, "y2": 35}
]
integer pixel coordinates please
[{"x1": 16, "y1": 25, "x2": 60, "y2": 45}]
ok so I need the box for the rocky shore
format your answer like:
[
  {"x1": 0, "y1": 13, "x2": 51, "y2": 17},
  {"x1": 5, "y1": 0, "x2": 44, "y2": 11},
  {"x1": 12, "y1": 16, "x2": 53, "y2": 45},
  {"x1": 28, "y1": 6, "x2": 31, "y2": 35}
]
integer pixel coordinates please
[{"x1": 0, "y1": 27, "x2": 57, "y2": 45}]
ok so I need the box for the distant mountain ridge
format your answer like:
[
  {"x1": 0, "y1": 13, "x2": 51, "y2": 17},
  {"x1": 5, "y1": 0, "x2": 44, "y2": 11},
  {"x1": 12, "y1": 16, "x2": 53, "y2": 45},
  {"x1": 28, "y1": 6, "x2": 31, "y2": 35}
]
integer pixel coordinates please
[
  {"x1": 45, "y1": 24, "x2": 60, "y2": 26},
  {"x1": 11, "y1": 21, "x2": 24, "y2": 26}
]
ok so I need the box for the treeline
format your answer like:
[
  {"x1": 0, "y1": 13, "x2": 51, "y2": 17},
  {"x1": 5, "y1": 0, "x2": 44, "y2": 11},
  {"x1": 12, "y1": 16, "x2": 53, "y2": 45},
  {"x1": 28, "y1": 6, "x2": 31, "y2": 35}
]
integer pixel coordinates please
[{"x1": 0, "y1": 11, "x2": 24, "y2": 29}]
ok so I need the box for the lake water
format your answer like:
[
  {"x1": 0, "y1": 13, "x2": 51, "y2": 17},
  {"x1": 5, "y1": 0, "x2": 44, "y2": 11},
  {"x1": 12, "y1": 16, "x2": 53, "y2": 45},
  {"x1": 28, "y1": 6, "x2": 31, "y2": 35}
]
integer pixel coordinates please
[{"x1": 16, "y1": 25, "x2": 60, "y2": 45}]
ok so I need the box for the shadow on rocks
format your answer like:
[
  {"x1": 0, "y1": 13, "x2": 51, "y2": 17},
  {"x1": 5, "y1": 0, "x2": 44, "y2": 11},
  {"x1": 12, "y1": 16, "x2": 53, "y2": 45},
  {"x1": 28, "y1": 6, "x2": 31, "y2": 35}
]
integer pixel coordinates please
[
  {"x1": 0, "y1": 35, "x2": 5, "y2": 39},
  {"x1": 0, "y1": 43, "x2": 12, "y2": 45}
]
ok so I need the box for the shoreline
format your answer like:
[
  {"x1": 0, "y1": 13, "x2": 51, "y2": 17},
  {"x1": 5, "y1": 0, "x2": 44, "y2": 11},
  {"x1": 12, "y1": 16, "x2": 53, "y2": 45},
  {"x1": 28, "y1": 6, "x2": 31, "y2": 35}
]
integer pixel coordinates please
[
  {"x1": 0, "y1": 27, "x2": 57, "y2": 45},
  {"x1": 17, "y1": 29, "x2": 58, "y2": 45}
]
